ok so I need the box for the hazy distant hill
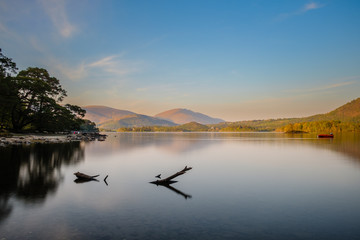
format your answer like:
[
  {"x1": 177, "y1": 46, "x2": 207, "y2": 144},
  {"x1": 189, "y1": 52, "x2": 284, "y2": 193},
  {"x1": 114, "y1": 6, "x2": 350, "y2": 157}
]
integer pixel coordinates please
[
  {"x1": 155, "y1": 108, "x2": 224, "y2": 124},
  {"x1": 98, "y1": 114, "x2": 176, "y2": 129},
  {"x1": 83, "y1": 106, "x2": 135, "y2": 124},
  {"x1": 83, "y1": 98, "x2": 360, "y2": 132},
  {"x1": 211, "y1": 97, "x2": 360, "y2": 132},
  {"x1": 175, "y1": 122, "x2": 210, "y2": 131},
  {"x1": 303, "y1": 97, "x2": 360, "y2": 122},
  {"x1": 275, "y1": 98, "x2": 360, "y2": 133}
]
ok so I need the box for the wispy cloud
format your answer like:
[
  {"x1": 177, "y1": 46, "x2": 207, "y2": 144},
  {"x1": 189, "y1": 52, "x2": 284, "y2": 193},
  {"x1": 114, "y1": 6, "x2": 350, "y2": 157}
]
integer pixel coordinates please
[
  {"x1": 307, "y1": 81, "x2": 357, "y2": 92},
  {"x1": 88, "y1": 56, "x2": 118, "y2": 68},
  {"x1": 38, "y1": 0, "x2": 76, "y2": 38},
  {"x1": 285, "y1": 77, "x2": 359, "y2": 93},
  {"x1": 0, "y1": 22, "x2": 18, "y2": 38},
  {"x1": 0, "y1": 22, "x2": 7, "y2": 33},
  {"x1": 302, "y1": 2, "x2": 324, "y2": 12},
  {"x1": 87, "y1": 55, "x2": 140, "y2": 76},
  {"x1": 276, "y1": 2, "x2": 325, "y2": 21},
  {"x1": 54, "y1": 54, "x2": 141, "y2": 81}
]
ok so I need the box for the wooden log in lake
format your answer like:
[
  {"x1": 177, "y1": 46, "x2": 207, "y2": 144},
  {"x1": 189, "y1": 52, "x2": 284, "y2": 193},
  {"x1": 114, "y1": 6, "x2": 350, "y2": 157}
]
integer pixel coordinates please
[
  {"x1": 150, "y1": 166, "x2": 192, "y2": 185},
  {"x1": 74, "y1": 172, "x2": 100, "y2": 180}
]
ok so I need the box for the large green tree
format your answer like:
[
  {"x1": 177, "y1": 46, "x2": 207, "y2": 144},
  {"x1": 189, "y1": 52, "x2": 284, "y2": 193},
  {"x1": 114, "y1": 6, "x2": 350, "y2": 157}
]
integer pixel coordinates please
[
  {"x1": 0, "y1": 48, "x2": 18, "y2": 129},
  {"x1": 0, "y1": 49, "x2": 88, "y2": 132},
  {"x1": 10, "y1": 67, "x2": 86, "y2": 132}
]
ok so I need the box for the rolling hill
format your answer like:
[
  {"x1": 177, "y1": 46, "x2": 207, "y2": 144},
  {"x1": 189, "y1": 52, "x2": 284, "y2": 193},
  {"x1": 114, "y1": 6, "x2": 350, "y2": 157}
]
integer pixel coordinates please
[
  {"x1": 174, "y1": 122, "x2": 210, "y2": 131},
  {"x1": 155, "y1": 108, "x2": 224, "y2": 124},
  {"x1": 83, "y1": 98, "x2": 360, "y2": 132},
  {"x1": 83, "y1": 106, "x2": 135, "y2": 124},
  {"x1": 303, "y1": 97, "x2": 360, "y2": 122},
  {"x1": 83, "y1": 106, "x2": 225, "y2": 130},
  {"x1": 83, "y1": 106, "x2": 177, "y2": 130},
  {"x1": 97, "y1": 114, "x2": 176, "y2": 129},
  {"x1": 211, "y1": 97, "x2": 360, "y2": 132}
]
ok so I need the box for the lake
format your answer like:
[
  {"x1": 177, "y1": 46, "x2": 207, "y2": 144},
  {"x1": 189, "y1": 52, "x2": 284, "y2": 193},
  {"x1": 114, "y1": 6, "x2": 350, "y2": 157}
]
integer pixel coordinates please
[{"x1": 1, "y1": 132, "x2": 360, "y2": 240}]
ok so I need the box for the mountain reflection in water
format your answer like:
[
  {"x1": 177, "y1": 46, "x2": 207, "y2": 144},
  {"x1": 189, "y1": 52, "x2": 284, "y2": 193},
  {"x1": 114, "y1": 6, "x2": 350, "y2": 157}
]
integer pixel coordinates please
[
  {"x1": 1, "y1": 133, "x2": 360, "y2": 240},
  {"x1": 97, "y1": 132, "x2": 360, "y2": 163}
]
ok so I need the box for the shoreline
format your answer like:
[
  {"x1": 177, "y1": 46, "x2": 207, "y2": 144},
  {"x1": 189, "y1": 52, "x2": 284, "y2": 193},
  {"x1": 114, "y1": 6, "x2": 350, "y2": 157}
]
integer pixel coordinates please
[{"x1": 0, "y1": 132, "x2": 107, "y2": 146}]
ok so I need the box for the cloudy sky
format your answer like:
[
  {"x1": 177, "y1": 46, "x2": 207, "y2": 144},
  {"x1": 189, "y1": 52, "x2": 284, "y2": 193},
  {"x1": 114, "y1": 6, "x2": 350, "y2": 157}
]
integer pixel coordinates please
[{"x1": 1, "y1": 0, "x2": 359, "y2": 121}]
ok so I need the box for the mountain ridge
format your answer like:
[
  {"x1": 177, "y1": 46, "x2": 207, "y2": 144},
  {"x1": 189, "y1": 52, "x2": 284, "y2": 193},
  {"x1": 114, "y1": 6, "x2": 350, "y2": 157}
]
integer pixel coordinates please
[
  {"x1": 82, "y1": 97, "x2": 360, "y2": 131},
  {"x1": 210, "y1": 97, "x2": 360, "y2": 132},
  {"x1": 83, "y1": 105, "x2": 225, "y2": 129},
  {"x1": 97, "y1": 114, "x2": 177, "y2": 129},
  {"x1": 83, "y1": 105, "x2": 136, "y2": 124},
  {"x1": 155, "y1": 108, "x2": 224, "y2": 124},
  {"x1": 303, "y1": 98, "x2": 360, "y2": 122}
]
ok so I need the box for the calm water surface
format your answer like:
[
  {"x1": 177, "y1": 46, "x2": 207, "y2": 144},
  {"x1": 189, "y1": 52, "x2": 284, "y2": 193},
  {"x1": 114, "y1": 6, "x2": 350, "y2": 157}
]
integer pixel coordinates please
[{"x1": 1, "y1": 132, "x2": 360, "y2": 239}]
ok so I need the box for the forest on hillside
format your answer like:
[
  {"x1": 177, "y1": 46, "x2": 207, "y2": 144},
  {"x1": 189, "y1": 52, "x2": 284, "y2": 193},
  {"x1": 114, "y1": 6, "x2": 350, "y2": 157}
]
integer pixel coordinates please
[{"x1": 277, "y1": 120, "x2": 360, "y2": 133}]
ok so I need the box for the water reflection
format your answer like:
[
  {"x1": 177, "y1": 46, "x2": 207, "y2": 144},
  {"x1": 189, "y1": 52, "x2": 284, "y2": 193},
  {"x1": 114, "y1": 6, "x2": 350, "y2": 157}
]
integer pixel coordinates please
[
  {"x1": 0, "y1": 142, "x2": 84, "y2": 224},
  {"x1": 151, "y1": 183, "x2": 192, "y2": 199},
  {"x1": 74, "y1": 178, "x2": 99, "y2": 184},
  {"x1": 1, "y1": 133, "x2": 360, "y2": 240},
  {"x1": 118, "y1": 132, "x2": 360, "y2": 161},
  {"x1": 90, "y1": 132, "x2": 220, "y2": 156},
  {"x1": 283, "y1": 133, "x2": 360, "y2": 164}
]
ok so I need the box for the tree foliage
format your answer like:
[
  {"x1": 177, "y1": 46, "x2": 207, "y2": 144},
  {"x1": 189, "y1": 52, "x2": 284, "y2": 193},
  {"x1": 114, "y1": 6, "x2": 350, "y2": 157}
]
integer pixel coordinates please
[
  {"x1": 0, "y1": 49, "x2": 91, "y2": 132},
  {"x1": 0, "y1": 48, "x2": 18, "y2": 129},
  {"x1": 277, "y1": 120, "x2": 360, "y2": 133},
  {"x1": 80, "y1": 119, "x2": 99, "y2": 132}
]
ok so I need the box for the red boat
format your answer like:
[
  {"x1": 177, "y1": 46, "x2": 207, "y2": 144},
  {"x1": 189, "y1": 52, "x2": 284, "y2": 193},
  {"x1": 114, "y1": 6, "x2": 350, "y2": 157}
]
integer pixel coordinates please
[{"x1": 318, "y1": 133, "x2": 334, "y2": 138}]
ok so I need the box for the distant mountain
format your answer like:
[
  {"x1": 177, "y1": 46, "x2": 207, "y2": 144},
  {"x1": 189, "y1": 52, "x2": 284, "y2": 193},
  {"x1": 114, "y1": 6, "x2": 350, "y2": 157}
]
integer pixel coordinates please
[
  {"x1": 83, "y1": 105, "x2": 177, "y2": 129},
  {"x1": 83, "y1": 105, "x2": 135, "y2": 124},
  {"x1": 155, "y1": 108, "x2": 224, "y2": 124},
  {"x1": 83, "y1": 105, "x2": 224, "y2": 130},
  {"x1": 98, "y1": 114, "x2": 176, "y2": 129},
  {"x1": 83, "y1": 98, "x2": 360, "y2": 132}
]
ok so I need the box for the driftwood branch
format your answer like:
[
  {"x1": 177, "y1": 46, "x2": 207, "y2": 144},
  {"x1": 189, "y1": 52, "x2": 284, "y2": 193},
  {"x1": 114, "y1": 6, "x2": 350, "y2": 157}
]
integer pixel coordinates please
[
  {"x1": 74, "y1": 172, "x2": 99, "y2": 180},
  {"x1": 150, "y1": 166, "x2": 192, "y2": 185},
  {"x1": 104, "y1": 175, "x2": 109, "y2": 186}
]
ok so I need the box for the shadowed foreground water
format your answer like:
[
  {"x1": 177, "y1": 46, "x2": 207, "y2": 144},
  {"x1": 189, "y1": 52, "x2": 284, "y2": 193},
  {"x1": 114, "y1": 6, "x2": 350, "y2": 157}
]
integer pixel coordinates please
[{"x1": 1, "y1": 132, "x2": 360, "y2": 239}]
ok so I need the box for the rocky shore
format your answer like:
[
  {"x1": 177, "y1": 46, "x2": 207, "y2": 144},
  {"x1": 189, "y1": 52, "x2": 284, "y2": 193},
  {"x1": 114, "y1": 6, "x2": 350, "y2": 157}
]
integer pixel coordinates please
[{"x1": 0, "y1": 132, "x2": 107, "y2": 147}]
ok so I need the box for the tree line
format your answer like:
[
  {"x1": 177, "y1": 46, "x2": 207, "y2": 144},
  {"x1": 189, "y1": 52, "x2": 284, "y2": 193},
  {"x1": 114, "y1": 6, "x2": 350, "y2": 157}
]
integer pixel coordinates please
[
  {"x1": 277, "y1": 120, "x2": 360, "y2": 133},
  {"x1": 112, "y1": 120, "x2": 360, "y2": 133},
  {"x1": 0, "y1": 49, "x2": 95, "y2": 133}
]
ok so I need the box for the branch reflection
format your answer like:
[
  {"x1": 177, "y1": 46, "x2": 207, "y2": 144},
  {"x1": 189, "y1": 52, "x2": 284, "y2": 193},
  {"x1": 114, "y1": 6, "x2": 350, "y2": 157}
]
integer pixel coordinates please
[
  {"x1": 74, "y1": 178, "x2": 99, "y2": 184},
  {"x1": 150, "y1": 182, "x2": 192, "y2": 200}
]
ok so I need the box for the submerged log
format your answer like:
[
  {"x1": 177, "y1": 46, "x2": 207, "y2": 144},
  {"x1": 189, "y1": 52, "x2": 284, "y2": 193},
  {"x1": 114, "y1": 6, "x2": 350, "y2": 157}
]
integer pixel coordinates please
[
  {"x1": 150, "y1": 166, "x2": 192, "y2": 185},
  {"x1": 74, "y1": 172, "x2": 100, "y2": 180}
]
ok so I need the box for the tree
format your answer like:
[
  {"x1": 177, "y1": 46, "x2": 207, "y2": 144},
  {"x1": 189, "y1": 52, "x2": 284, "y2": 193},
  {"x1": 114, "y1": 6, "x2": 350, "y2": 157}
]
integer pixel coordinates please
[
  {"x1": 9, "y1": 68, "x2": 66, "y2": 131},
  {"x1": 80, "y1": 119, "x2": 99, "y2": 132},
  {"x1": 0, "y1": 48, "x2": 17, "y2": 78},
  {"x1": 0, "y1": 49, "x2": 18, "y2": 130},
  {"x1": 0, "y1": 49, "x2": 89, "y2": 132},
  {"x1": 7, "y1": 67, "x2": 87, "y2": 132}
]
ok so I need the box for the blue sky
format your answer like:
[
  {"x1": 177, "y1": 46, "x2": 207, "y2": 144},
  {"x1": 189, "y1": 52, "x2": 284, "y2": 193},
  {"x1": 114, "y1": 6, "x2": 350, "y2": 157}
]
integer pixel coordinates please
[{"x1": 1, "y1": 0, "x2": 359, "y2": 121}]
